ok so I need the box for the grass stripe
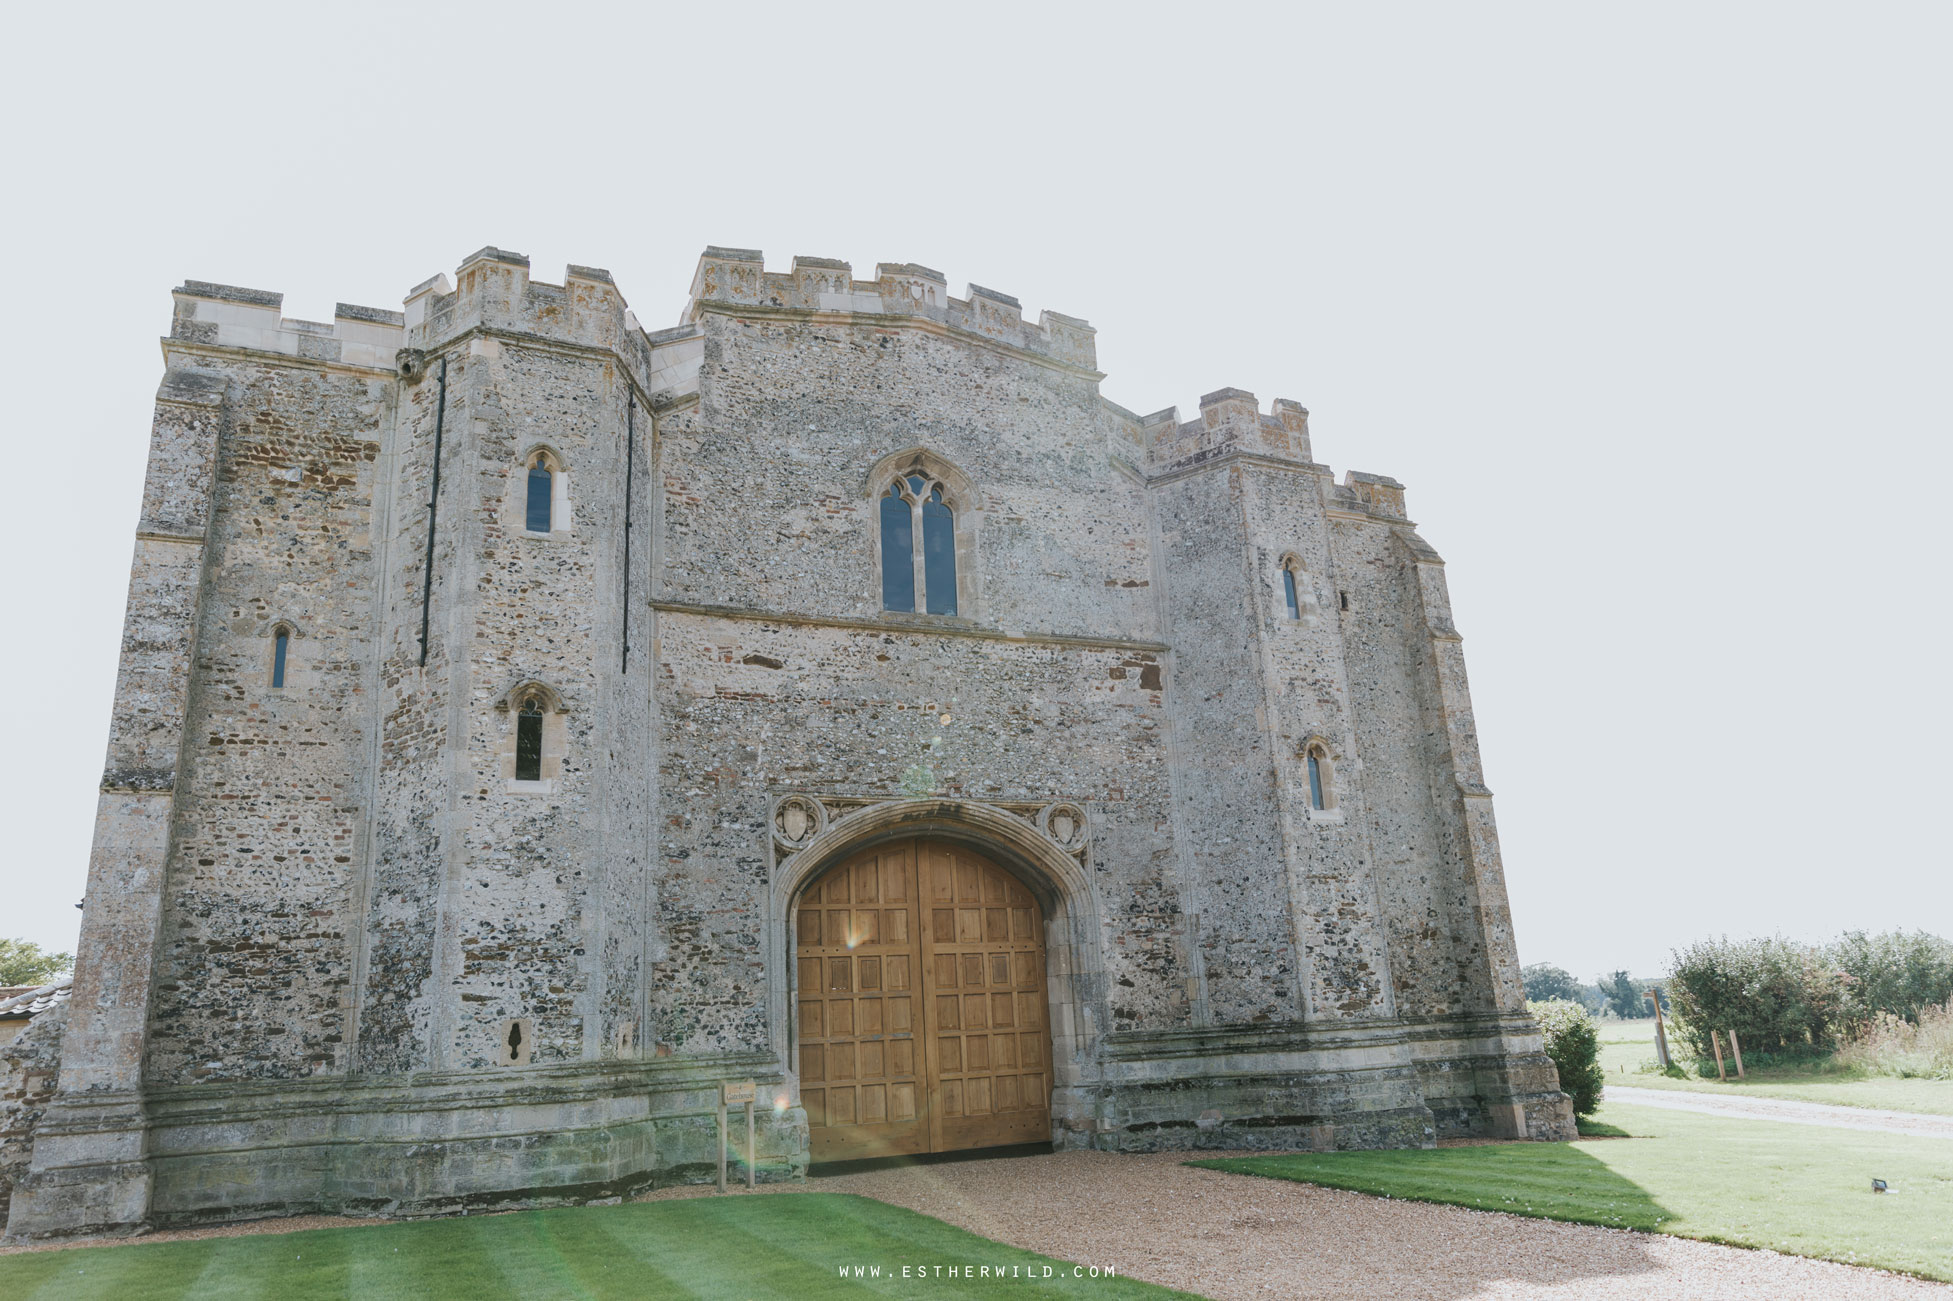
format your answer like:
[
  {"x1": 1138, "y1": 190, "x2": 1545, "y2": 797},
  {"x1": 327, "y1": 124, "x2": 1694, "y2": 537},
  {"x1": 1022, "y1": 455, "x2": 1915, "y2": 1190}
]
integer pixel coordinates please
[
  {"x1": 0, "y1": 1193, "x2": 1191, "y2": 1300},
  {"x1": 1190, "y1": 1100, "x2": 1953, "y2": 1282}
]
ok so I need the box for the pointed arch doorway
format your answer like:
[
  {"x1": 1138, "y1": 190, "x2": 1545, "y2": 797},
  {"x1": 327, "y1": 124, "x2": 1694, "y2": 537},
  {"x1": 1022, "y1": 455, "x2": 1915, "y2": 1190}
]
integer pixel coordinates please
[{"x1": 795, "y1": 837, "x2": 1052, "y2": 1162}]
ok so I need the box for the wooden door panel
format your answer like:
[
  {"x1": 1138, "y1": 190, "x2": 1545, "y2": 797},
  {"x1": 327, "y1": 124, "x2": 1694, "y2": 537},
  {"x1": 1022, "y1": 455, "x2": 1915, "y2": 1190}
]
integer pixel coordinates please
[
  {"x1": 801, "y1": 841, "x2": 929, "y2": 1161},
  {"x1": 919, "y1": 841, "x2": 1052, "y2": 1153}
]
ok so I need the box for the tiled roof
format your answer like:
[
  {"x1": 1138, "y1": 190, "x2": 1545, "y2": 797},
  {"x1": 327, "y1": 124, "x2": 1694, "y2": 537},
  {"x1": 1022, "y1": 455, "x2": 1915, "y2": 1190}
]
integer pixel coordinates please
[{"x1": 0, "y1": 976, "x2": 72, "y2": 1020}]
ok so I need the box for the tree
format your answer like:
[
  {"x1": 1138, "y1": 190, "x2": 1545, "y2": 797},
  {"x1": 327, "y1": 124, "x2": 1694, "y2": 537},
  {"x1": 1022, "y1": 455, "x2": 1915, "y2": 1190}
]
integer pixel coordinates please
[
  {"x1": 1522, "y1": 963, "x2": 1585, "y2": 1004},
  {"x1": 1530, "y1": 999, "x2": 1605, "y2": 1117},
  {"x1": 0, "y1": 938, "x2": 73, "y2": 987},
  {"x1": 1600, "y1": 970, "x2": 1645, "y2": 1019}
]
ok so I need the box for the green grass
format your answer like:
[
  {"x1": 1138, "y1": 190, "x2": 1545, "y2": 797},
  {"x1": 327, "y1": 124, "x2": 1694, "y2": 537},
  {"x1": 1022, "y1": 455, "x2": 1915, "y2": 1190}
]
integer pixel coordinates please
[
  {"x1": 0, "y1": 1193, "x2": 1190, "y2": 1301},
  {"x1": 1190, "y1": 1101, "x2": 1953, "y2": 1282},
  {"x1": 1597, "y1": 1018, "x2": 1953, "y2": 1115}
]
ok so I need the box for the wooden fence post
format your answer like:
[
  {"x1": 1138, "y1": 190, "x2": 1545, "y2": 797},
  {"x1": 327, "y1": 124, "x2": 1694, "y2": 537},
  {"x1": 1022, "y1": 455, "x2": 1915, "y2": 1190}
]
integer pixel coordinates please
[
  {"x1": 1648, "y1": 988, "x2": 1671, "y2": 1070},
  {"x1": 1711, "y1": 1030, "x2": 1727, "y2": 1081},
  {"x1": 1729, "y1": 1029, "x2": 1745, "y2": 1079},
  {"x1": 717, "y1": 1093, "x2": 728, "y2": 1194}
]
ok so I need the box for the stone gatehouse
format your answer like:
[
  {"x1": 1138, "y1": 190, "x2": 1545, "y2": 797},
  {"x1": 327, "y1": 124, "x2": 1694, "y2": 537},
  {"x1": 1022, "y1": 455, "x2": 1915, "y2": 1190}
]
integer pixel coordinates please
[{"x1": 2, "y1": 245, "x2": 1571, "y2": 1238}]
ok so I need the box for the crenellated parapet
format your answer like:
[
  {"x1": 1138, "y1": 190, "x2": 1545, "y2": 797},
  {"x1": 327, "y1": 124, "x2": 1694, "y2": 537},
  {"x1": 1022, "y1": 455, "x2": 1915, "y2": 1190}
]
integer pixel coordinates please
[
  {"x1": 170, "y1": 282, "x2": 405, "y2": 370},
  {"x1": 401, "y1": 247, "x2": 659, "y2": 394},
  {"x1": 1332, "y1": 470, "x2": 1410, "y2": 521},
  {"x1": 685, "y1": 247, "x2": 1098, "y2": 372},
  {"x1": 1143, "y1": 387, "x2": 1315, "y2": 475}
]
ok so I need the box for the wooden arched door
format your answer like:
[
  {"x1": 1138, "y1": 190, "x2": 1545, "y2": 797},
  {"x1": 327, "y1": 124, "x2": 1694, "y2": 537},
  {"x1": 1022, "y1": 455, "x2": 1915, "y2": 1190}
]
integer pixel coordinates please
[{"x1": 796, "y1": 838, "x2": 1051, "y2": 1162}]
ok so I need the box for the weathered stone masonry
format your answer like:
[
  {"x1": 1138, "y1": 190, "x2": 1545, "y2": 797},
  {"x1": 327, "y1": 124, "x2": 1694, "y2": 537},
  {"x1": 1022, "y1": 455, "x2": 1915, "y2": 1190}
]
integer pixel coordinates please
[{"x1": 1, "y1": 245, "x2": 1570, "y2": 1239}]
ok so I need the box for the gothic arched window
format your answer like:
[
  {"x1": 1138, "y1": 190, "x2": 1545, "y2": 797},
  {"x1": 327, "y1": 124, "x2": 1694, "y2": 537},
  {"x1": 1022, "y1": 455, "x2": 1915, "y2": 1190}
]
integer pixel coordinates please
[
  {"x1": 1283, "y1": 563, "x2": 1301, "y2": 621},
  {"x1": 515, "y1": 695, "x2": 545, "y2": 782},
  {"x1": 880, "y1": 471, "x2": 959, "y2": 615},
  {"x1": 525, "y1": 454, "x2": 554, "y2": 533}
]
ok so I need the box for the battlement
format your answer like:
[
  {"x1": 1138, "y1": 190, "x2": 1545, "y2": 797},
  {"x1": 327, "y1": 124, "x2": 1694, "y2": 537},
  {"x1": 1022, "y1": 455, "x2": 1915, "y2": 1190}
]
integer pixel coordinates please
[
  {"x1": 685, "y1": 248, "x2": 1098, "y2": 372},
  {"x1": 1337, "y1": 471, "x2": 1408, "y2": 519},
  {"x1": 169, "y1": 281, "x2": 405, "y2": 369},
  {"x1": 1142, "y1": 387, "x2": 1314, "y2": 473},
  {"x1": 402, "y1": 248, "x2": 657, "y2": 385},
  {"x1": 169, "y1": 248, "x2": 722, "y2": 401}
]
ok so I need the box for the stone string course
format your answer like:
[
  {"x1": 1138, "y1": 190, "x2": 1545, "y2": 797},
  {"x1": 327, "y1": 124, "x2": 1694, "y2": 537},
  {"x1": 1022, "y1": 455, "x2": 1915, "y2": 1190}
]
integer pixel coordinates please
[{"x1": 0, "y1": 245, "x2": 1570, "y2": 1241}]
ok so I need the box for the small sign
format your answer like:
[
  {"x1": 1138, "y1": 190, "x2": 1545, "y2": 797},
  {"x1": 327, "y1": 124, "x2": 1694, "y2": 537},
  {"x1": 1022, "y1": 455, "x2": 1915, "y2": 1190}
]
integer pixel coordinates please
[{"x1": 722, "y1": 1080, "x2": 756, "y2": 1106}]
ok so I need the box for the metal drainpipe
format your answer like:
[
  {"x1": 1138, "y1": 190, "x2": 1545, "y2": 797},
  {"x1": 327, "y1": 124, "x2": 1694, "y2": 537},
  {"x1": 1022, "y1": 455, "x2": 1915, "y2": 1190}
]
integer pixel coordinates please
[
  {"x1": 417, "y1": 355, "x2": 448, "y2": 666},
  {"x1": 621, "y1": 387, "x2": 636, "y2": 673}
]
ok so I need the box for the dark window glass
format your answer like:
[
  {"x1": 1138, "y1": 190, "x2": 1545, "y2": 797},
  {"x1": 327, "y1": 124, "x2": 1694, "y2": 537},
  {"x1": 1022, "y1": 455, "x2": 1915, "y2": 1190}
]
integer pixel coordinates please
[
  {"x1": 922, "y1": 491, "x2": 956, "y2": 615},
  {"x1": 1283, "y1": 566, "x2": 1300, "y2": 620},
  {"x1": 906, "y1": 474, "x2": 927, "y2": 497},
  {"x1": 526, "y1": 460, "x2": 553, "y2": 532},
  {"x1": 272, "y1": 631, "x2": 289, "y2": 688},
  {"x1": 516, "y1": 700, "x2": 544, "y2": 781},
  {"x1": 1307, "y1": 753, "x2": 1325, "y2": 810},
  {"x1": 880, "y1": 488, "x2": 915, "y2": 612}
]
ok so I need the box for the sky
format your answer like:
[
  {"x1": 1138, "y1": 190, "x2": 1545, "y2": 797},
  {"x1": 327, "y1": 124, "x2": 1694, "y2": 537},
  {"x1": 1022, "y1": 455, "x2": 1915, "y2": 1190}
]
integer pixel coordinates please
[{"x1": 2, "y1": 3, "x2": 1947, "y2": 980}]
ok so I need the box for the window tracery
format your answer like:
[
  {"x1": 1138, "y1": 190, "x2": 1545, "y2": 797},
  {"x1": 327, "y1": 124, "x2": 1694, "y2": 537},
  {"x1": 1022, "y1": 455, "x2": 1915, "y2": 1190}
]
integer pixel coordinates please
[{"x1": 880, "y1": 471, "x2": 961, "y2": 615}]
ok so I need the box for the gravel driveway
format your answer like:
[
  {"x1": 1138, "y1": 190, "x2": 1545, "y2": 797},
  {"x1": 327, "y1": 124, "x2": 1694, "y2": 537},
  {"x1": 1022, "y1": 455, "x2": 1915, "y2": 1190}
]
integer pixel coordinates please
[
  {"x1": 1603, "y1": 1086, "x2": 1953, "y2": 1139},
  {"x1": 800, "y1": 1148, "x2": 1948, "y2": 1300}
]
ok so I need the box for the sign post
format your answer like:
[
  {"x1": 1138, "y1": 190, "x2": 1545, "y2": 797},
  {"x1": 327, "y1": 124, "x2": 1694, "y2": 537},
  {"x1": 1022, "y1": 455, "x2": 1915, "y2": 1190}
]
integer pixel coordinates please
[{"x1": 723, "y1": 1081, "x2": 757, "y2": 1191}]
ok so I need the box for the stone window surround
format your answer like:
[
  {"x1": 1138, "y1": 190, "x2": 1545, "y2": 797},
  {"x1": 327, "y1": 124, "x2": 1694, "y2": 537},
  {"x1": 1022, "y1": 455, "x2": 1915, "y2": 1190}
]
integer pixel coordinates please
[
  {"x1": 497, "y1": 1016, "x2": 534, "y2": 1067},
  {"x1": 1299, "y1": 734, "x2": 1343, "y2": 822},
  {"x1": 493, "y1": 679, "x2": 569, "y2": 794},
  {"x1": 865, "y1": 448, "x2": 980, "y2": 620},
  {"x1": 1274, "y1": 551, "x2": 1324, "y2": 629},
  {"x1": 514, "y1": 443, "x2": 573, "y2": 540}
]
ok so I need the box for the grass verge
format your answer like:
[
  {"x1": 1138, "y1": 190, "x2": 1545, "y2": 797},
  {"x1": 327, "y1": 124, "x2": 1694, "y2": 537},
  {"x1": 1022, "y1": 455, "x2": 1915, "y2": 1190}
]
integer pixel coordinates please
[
  {"x1": 1596, "y1": 1019, "x2": 1953, "y2": 1115},
  {"x1": 1189, "y1": 1101, "x2": 1953, "y2": 1282},
  {"x1": 0, "y1": 1192, "x2": 1190, "y2": 1301}
]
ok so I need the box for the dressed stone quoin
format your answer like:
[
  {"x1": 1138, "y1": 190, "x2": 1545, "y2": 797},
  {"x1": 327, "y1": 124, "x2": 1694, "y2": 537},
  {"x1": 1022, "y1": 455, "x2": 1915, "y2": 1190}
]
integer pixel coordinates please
[{"x1": 0, "y1": 246, "x2": 1571, "y2": 1239}]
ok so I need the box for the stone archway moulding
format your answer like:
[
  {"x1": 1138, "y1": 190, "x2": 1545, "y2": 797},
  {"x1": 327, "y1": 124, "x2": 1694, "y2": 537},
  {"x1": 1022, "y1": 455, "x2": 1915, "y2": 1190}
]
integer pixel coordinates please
[{"x1": 763, "y1": 795, "x2": 1106, "y2": 1142}]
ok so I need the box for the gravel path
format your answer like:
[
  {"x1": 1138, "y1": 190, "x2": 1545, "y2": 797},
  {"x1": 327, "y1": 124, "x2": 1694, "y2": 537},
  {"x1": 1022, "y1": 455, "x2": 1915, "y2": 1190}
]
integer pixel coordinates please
[
  {"x1": 800, "y1": 1149, "x2": 1948, "y2": 1300},
  {"x1": 1605, "y1": 1086, "x2": 1953, "y2": 1139}
]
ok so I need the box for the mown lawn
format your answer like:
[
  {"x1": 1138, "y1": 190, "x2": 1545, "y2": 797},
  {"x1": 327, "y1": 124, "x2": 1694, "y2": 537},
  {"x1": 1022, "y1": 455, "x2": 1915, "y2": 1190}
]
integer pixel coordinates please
[
  {"x1": 0, "y1": 1193, "x2": 1189, "y2": 1301},
  {"x1": 1190, "y1": 1101, "x2": 1953, "y2": 1282},
  {"x1": 1596, "y1": 1018, "x2": 1953, "y2": 1115}
]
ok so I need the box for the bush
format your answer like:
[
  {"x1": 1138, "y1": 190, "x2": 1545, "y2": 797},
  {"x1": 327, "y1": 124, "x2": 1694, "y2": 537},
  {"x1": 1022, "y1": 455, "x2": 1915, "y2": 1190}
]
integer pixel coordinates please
[
  {"x1": 1665, "y1": 935, "x2": 1848, "y2": 1061},
  {"x1": 1828, "y1": 931, "x2": 1953, "y2": 1026},
  {"x1": 1834, "y1": 1001, "x2": 1953, "y2": 1080},
  {"x1": 1530, "y1": 998, "x2": 1605, "y2": 1116}
]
